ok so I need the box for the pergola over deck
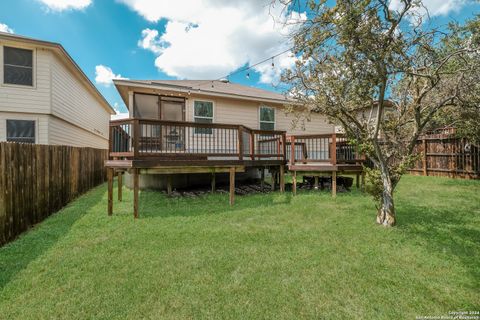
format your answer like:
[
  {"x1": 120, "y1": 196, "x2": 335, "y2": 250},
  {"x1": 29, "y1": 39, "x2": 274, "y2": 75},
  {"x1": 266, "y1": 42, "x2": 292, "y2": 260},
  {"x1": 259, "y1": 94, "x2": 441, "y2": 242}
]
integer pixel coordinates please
[{"x1": 105, "y1": 119, "x2": 365, "y2": 218}]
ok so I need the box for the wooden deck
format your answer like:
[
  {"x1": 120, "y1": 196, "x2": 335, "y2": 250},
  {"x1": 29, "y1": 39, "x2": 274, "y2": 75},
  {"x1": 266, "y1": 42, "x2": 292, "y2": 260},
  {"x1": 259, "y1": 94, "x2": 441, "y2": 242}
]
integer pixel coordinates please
[
  {"x1": 287, "y1": 134, "x2": 365, "y2": 197},
  {"x1": 105, "y1": 119, "x2": 364, "y2": 217}
]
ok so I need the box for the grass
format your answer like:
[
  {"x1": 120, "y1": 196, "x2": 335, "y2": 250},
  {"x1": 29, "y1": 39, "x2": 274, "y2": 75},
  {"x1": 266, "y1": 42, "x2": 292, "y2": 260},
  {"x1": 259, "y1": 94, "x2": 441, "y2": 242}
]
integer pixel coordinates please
[{"x1": 0, "y1": 175, "x2": 479, "y2": 319}]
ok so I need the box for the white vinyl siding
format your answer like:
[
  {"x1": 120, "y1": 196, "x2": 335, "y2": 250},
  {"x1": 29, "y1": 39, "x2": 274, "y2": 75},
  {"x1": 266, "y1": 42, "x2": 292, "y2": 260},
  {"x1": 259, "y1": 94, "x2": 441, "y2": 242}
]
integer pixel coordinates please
[
  {"x1": 185, "y1": 94, "x2": 334, "y2": 134},
  {"x1": 48, "y1": 116, "x2": 108, "y2": 149},
  {"x1": 0, "y1": 38, "x2": 112, "y2": 148},
  {"x1": 50, "y1": 53, "x2": 110, "y2": 146}
]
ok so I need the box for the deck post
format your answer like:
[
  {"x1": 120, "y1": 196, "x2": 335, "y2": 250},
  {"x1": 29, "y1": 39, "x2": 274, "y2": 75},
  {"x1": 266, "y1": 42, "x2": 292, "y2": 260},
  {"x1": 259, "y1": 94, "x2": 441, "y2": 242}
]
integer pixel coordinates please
[
  {"x1": 279, "y1": 165, "x2": 285, "y2": 192},
  {"x1": 331, "y1": 133, "x2": 337, "y2": 165},
  {"x1": 229, "y1": 167, "x2": 235, "y2": 206},
  {"x1": 117, "y1": 171, "x2": 122, "y2": 201},
  {"x1": 238, "y1": 126, "x2": 244, "y2": 161},
  {"x1": 133, "y1": 169, "x2": 139, "y2": 219},
  {"x1": 271, "y1": 169, "x2": 276, "y2": 191},
  {"x1": 133, "y1": 119, "x2": 140, "y2": 158},
  {"x1": 167, "y1": 175, "x2": 172, "y2": 196},
  {"x1": 314, "y1": 176, "x2": 319, "y2": 190},
  {"x1": 211, "y1": 172, "x2": 216, "y2": 193},
  {"x1": 290, "y1": 136, "x2": 295, "y2": 165},
  {"x1": 107, "y1": 168, "x2": 113, "y2": 216},
  {"x1": 260, "y1": 168, "x2": 265, "y2": 189},
  {"x1": 332, "y1": 171, "x2": 337, "y2": 198},
  {"x1": 250, "y1": 132, "x2": 255, "y2": 160},
  {"x1": 361, "y1": 172, "x2": 365, "y2": 191},
  {"x1": 356, "y1": 173, "x2": 360, "y2": 189},
  {"x1": 292, "y1": 170, "x2": 297, "y2": 196}
]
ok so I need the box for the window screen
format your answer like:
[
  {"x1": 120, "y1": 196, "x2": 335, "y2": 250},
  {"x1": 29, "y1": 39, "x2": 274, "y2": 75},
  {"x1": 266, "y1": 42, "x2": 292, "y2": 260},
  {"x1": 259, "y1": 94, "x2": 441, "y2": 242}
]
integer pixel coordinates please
[
  {"x1": 259, "y1": 106, "x2": 275, "y2": 131},
  {"x1": 7, "y1": 120, "x2": 35, "y2": 143},
  {"x1": 194, "y1": 101, "x2": 213, "y2": 134},
  {"x1": 4, "y1": 46, "x2": 33, "y2": 86},
  {"x1": 134, "y1": 93, "x2": 159, "y2": 119}
]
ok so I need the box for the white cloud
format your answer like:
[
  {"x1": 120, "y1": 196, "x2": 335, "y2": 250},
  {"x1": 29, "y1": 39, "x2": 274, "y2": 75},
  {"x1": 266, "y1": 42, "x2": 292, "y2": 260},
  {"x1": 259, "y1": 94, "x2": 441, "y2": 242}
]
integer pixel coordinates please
[
  {"x1": 389, "y1": 0, "x2": 467, "y2": 20},
  {"x1": 120, "y1": 0, "x2": 304, "y2": 83},
  {"x1": 37, "y1": 0, "x2": 92, "y2": 11},
  {"x1": 0, "y1": 23, "x2": 14, "y2": 34},
  {"x1": 95, "y1": 65, "x2": 127, "y2": 86},
  {"x1": 137, "y1": 28, "x2": 165, "y2": 54}
]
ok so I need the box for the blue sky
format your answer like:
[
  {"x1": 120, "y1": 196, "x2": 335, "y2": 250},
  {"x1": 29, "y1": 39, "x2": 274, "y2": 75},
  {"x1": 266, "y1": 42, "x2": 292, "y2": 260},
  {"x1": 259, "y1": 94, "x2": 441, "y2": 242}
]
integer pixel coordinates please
[{"x1": 0, "y1": 0, "x2": 478, "y2": 114}]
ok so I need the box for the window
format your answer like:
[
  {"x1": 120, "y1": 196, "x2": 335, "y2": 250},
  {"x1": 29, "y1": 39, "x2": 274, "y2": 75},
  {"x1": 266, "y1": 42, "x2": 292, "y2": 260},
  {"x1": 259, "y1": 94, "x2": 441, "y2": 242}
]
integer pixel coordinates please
[
  {"x1": 194, "y1": 101, "x2": 213, "y2": 134},
  {"x1": 3, "y1": 46, "x2": 33, "y2": 86},
  {"x1": 134, "y1": 93, "x2": 159, "y2": 119},
  {"x1": 7, "y1": 120, "x2": 35, "y2": 143},
  {"x1": 259, "y1": 106, "x2": 275, "y2": 130}
]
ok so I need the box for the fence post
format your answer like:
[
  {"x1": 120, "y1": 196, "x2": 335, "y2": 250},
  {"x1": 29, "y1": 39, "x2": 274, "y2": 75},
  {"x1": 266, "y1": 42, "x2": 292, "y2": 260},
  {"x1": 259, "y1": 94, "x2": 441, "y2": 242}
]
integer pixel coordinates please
[{"x1": 422, "y1": 138, "x2": 428, "y2": 176}]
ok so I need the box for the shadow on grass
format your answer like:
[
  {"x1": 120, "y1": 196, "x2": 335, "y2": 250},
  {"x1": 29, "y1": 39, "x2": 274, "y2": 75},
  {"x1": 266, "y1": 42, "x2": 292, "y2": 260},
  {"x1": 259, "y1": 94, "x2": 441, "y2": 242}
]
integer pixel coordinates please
[
  {"x1": 0, "y1": 184, "x2": 105, "y2": 291},
  {"x1": 135, "y1": 189, "x2": 294, "y2": 219},
  {"x1": 398, "y1": 201, "x2": 480, "y2": 294}
]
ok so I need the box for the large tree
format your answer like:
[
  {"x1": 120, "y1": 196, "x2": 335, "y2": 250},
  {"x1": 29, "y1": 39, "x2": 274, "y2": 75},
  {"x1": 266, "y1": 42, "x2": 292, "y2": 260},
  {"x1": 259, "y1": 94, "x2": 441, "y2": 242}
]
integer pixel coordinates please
[
  {"x1": 279, "y1": 1, "x2": 480, "y2": 226},
  {"x1": 429, "y1": 16, "x2": 480, "y2": 144}
]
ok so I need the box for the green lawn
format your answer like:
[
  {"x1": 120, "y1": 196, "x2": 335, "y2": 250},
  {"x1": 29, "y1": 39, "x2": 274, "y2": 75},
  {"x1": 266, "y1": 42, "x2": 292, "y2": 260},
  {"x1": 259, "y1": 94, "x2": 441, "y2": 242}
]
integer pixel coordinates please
[{"x1": 0, "y1": 175, "x2": 479, "y2": 319}]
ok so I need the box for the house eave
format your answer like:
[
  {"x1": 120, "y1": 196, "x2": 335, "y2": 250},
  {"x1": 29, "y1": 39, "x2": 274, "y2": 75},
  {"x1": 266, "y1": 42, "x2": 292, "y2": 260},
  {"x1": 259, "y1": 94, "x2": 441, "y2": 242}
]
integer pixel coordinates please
[{"x1": 113, "y1": 79, "x2": 298, "y2": 107}]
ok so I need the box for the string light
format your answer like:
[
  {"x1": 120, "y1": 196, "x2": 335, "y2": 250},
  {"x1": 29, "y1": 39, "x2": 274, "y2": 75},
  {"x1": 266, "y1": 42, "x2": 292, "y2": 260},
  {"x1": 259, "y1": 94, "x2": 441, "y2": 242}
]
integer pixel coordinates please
[{"x1": 190, "y1": 46, "x2": 295, "y2": 91}]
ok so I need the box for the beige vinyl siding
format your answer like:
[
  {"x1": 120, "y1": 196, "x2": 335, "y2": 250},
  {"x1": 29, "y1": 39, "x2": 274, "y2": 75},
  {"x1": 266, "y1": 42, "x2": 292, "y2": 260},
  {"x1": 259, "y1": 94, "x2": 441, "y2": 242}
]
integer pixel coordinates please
[
  {"x1": 185, "y1": 94, "x2": 333, "y2": 134},
  {"x1": 0, "y1": 45, "x2": 51, "y2": 114},
  {"x1": 50, "y1": 54, "x2": 110, "y2": 145},
  {"x1": 276, "y1": 111, "x2": 334, "y2": 135},
  {"x1": 48, "y1": 116, "x2": 108, "y2": 149},
  {"x1": 0, "y1": 112, "x2": 49, "y2": 144}
]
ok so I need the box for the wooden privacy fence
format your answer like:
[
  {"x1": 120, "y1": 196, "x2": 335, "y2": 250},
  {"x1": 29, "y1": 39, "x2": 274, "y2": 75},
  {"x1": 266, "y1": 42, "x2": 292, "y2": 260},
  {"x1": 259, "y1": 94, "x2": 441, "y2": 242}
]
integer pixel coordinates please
[
  {"x1": 409, "y1": 129, "x2": 480, "y2": 179},
  {"x1": 0, "y1": 142, "x2": 108, "y2": 245}
]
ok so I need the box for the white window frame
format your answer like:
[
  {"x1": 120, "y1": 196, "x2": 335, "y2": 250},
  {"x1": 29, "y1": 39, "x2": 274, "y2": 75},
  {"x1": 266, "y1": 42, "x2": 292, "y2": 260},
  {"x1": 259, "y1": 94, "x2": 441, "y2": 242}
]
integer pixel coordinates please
[
  {"x1": 0, "y1": 44, "x2": 36, "y2": 89},
  {"x1": 259, "y1": 105, "x2": 275, "y2": 130},
  {"x1": 193, "y1": 99, "x2": 215, "y2": 135}
]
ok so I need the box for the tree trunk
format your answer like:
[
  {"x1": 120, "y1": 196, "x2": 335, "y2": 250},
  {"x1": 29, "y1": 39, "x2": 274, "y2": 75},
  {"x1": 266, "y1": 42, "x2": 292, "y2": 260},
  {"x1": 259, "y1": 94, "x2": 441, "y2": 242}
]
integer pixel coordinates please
[{"x1": 376, "y1": 168, "x2": 396, "y2": 227}]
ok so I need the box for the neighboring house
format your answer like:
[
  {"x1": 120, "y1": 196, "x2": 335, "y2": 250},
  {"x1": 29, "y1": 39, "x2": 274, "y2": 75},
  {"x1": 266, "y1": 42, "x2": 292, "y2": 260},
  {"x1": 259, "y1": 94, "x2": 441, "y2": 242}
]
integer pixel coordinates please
[
  {"x1": 0, "y1": 32, "x2": 115, "y2": 148},
  {"x1": 113, "y1": 79, "x2": 334, "y2": 135}
]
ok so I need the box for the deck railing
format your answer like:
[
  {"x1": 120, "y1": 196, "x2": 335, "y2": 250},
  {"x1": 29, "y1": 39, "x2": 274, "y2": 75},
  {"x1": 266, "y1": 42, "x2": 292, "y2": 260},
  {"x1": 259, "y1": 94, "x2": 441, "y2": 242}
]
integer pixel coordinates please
[
  {"x1": 287, "y1": 134, "x2": 364, "y2": 165},
  {"x1": 109, "y1": 119, "x2": 287, "y2": 161}
]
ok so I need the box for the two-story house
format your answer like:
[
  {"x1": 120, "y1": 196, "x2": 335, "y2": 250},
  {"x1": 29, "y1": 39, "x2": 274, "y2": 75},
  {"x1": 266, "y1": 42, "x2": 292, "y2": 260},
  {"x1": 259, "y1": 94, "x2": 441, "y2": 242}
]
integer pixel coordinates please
[{"x1": 0, "y1": 32, "x2": 114, "y2": 148}]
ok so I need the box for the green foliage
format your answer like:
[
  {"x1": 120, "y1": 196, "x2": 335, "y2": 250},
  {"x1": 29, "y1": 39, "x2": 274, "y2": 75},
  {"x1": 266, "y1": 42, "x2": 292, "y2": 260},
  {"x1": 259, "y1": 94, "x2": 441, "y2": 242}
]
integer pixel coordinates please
[
  {"x1": 428, "y1": 14, "x2": 480, "y2": 144},
  {"x1": 0, "y1": 177, "x2": 479, "y2": 319},
  {"x1": 280, "y1": 0, "x2": 480, "y2": 220}
]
